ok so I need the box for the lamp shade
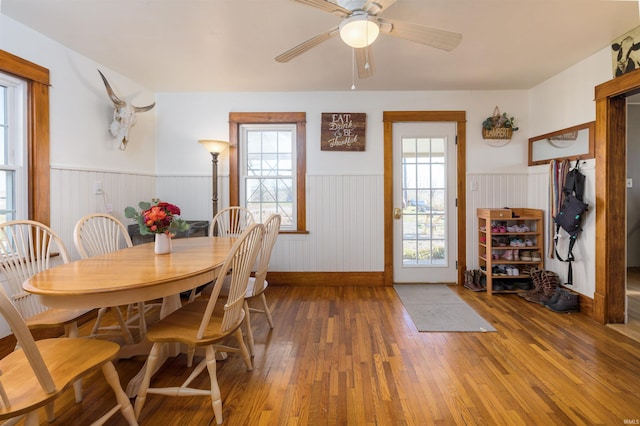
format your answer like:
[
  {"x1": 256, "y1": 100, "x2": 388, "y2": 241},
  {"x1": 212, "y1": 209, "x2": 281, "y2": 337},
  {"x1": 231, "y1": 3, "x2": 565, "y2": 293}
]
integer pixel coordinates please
[
  {"x1": 198, "y1": 139, "x2": 229, "y2": 154},
  {"x1": 339, "y1": 14, "x2": 380, "y2": 48}
]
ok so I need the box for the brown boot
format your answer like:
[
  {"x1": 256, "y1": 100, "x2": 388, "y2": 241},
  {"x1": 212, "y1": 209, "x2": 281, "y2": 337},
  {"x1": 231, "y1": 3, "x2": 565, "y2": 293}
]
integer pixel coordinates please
[
  {"x1": 524, "y1": 271, "x2": 559, "y2": 304},
  {"x1": 519, "y1": 267, "x2": 543, "y2": 298}
]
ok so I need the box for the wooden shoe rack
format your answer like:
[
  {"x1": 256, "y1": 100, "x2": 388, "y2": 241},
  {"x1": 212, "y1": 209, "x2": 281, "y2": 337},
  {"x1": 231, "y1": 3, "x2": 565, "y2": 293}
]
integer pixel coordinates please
[{"x1": 477, "y1": 208, "x2": 544, "y2": 295}]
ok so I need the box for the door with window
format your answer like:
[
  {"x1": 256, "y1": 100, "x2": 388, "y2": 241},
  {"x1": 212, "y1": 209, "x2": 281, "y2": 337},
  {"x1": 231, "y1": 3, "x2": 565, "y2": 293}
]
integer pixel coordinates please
[{"x1": 392, "y1": 122, "x2": 457, "y2": 283}]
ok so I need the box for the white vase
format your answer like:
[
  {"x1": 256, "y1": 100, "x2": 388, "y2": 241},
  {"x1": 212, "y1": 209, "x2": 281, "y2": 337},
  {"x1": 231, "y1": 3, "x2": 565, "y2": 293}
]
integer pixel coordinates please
[{"x1": 154, "y1": 233, "x2": 172, "y2": 255}]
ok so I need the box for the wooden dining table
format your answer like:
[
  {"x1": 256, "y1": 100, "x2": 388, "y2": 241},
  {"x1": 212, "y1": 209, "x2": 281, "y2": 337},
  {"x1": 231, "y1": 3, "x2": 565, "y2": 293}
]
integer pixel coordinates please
[{"x1": 23, "y1": 236, "x2": 237, "y2": 396}]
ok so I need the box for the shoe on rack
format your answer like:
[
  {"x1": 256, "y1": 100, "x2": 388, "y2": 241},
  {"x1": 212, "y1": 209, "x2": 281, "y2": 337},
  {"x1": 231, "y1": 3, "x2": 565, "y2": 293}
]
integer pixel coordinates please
[
  {"x1": 513, "y1": 280, "x2": 532, "y2": 290},
  {"x1": 520, "y1": 251, "x2": 532, "y2": 261},
  {"x1": 530, "y1": 251, "x2": 542, "y2": 261},
  {"x1": 502, "y1": 249, "x2": 514, "y2": 261},
  {"x1": 524, "y1": 239, "x2": 534, "y2": 247}
]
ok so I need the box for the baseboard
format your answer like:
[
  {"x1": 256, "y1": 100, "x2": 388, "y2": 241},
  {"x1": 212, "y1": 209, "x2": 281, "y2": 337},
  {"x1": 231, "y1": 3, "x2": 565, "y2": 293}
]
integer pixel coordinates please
[
  {"x1": 267, "y1": 271, "x2": 385, "y2": 287},
  {"x1": 578, "y1": 293, "x2": 594, "y2": 319}
]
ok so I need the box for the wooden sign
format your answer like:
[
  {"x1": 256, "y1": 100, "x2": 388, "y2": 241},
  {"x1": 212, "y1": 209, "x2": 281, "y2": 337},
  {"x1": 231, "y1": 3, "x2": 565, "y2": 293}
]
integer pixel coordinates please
[{"x1": 321, "y1": 113, "x2": 366, "y2": 151}]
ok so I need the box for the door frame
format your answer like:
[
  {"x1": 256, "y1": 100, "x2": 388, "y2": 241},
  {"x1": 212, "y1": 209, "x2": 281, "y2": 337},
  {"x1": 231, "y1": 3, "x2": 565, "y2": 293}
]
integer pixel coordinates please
[
  {"x1": 383, "y1": 111, "x2": 467, "y2": 286},
  {"x1": 594, "y1": 70, "x2": 640, "y2": 324}
]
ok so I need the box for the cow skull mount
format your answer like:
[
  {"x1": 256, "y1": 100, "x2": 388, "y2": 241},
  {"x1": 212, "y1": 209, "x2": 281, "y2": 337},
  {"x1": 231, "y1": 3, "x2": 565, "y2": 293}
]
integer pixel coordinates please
[{"x1": 98, "y1": 69, "x2": 155, "y2": 150}]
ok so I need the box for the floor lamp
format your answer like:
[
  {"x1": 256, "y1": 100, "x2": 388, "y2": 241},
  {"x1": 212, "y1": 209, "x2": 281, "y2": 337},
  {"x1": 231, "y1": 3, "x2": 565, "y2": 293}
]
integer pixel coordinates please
[{"x1": 198, "y1": 139, "x2": 229, "y2": 223}]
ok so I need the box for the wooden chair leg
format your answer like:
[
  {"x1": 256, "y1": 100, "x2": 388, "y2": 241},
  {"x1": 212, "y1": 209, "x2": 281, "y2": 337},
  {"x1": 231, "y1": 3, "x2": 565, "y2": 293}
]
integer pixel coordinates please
[
  {"x1": 64, "y1": 322, "x2": 83, "y2": 403},
  {"x1": 136, "y1": 302, "x2": 147, "y2": 341},
  {"x1": 204, "y1": 346, "x2": 223, "y2": 425},
  {"x1": 112, "y1": 307, "x2": 135, "y2": 344},
  {"x1": 260, "y1": 293, "x2": 274, "y2": 328},
  {"x1": 234, "y1": 328, "x2": 252, "y2": 371},
  {"x1": 134, "y1": 343, "x2": 162, "y2": 419},
  {"x1": 243, "y1": 300, "x2": 255, "y2": 356},
  {"x1": 101, "y1": 362, "x2": 138, "y2": 425}
]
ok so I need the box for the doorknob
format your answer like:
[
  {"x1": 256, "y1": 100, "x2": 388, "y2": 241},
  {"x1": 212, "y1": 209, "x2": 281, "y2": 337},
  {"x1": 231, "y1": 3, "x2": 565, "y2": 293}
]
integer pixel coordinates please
[{"x1": 393, "y1": 208, "x2": 402, "y2": 220}]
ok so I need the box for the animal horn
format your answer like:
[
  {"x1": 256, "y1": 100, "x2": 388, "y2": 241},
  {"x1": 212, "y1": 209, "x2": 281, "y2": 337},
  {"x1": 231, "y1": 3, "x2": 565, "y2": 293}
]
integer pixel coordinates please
[
  {"x1": 97, "y1": 69, "x2": 126, "y2": 107},
  {"x1": 133, "y1": 102, "x2": 156, "y2": 113}
]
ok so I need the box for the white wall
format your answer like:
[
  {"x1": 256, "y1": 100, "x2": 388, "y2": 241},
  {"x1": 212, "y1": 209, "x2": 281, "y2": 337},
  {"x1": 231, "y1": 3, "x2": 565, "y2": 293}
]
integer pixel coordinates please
[
  {"x1": 155, "y1": 91, "x2": 529, "y2": 272},
  {"x1": 1, "y1": 15, "x2": 158, "y2": 253},
  {"x1": 527, "y1": 47, "x2": 614, "y2": 298},
  {"x1": 0, "y1": 9, "x2": 613, "y2": 335}
]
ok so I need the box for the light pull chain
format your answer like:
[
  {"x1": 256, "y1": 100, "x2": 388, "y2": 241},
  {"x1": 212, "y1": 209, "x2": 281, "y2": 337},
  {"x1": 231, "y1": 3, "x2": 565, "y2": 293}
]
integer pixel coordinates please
[{"x1": 351, "y1": 48, "x2": 356, "y2": 90}]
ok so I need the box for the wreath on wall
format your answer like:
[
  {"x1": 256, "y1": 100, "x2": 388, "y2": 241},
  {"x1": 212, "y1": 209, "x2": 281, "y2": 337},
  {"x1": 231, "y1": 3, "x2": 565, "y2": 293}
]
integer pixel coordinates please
[{"x1": 482, "y1": 106, "x2": 519, "y2": 142}]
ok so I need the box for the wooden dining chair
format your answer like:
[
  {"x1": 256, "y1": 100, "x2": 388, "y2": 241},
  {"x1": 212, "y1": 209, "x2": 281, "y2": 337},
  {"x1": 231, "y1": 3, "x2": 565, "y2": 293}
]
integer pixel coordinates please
[
  {"x1": 187, "y1": 206, "x2": 256, "y2": 304},
  {"x1": 74, "y1": 213, "x2": 158, "y2": 343},
  {"x1": 209, "y1": 206, "x2": 255, "y2": 237},
  {"x1": 0, "y1": 287, "x2": 138, "y2": 425},
  {"x1": 0, "y1": 219, "x2": 91, "y2": 403},
  {"x1": 219, "y1": 213, "x2": 281, "y2": 355},
  {"x1": 134, "y1": 223, "x2": 264, "y2": 425}
]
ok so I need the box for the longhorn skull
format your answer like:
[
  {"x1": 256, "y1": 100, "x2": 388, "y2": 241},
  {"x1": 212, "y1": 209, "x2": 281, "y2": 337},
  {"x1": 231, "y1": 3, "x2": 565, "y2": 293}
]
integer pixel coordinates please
[{"x1": 98, "y1": 69, "x2": 155, "y2": 150}]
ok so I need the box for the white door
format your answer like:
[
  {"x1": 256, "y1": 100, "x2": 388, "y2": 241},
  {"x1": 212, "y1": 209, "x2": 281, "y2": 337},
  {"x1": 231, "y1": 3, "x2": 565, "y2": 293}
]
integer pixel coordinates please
[{"x1": 393, "y1": 122, "x2": 458, "y2": 283}]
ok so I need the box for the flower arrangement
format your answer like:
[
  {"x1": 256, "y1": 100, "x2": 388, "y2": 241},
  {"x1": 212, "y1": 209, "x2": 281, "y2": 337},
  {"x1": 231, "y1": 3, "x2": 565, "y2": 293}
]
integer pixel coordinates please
[
  {"x1": 124, "y1": 200, "x2": 190, "y2": 236},
  {"x1": 482, "y1": 107, "x2": 518, "y2": 140},
  {"x1": 482, "y1": 111, "x2": 519, "y2": 131}
]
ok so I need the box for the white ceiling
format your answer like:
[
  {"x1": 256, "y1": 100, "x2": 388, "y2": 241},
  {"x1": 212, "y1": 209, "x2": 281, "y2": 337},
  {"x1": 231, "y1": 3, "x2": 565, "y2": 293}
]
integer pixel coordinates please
[{"x1": 2, "y1": 0, "x2": 639, "y2": 92}]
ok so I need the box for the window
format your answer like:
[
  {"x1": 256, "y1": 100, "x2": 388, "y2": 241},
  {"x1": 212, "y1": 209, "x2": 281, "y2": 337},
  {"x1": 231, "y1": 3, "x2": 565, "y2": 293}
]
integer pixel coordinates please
[
  {"x1": 0, "y1": 49, "x2": 51, "y2": 226},
  {"x1": 229, "y1": 112, "x2": 307, "y2": 233},
  {"x1": 241, "y1": 124, "x2": 295, "y2": 226},
  {"x1": 0, "y1": 72, "x2": 28, "y2": 224}
]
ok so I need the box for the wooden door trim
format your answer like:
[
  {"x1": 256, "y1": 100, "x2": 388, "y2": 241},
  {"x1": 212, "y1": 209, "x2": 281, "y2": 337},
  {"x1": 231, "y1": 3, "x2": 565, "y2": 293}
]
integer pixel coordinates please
[
  {"x1": 593, "y1": 70, "x2": 640, "y2": 323},
  {"x1": 382, "y1": 111, "x2": 467, "y2": 286}
]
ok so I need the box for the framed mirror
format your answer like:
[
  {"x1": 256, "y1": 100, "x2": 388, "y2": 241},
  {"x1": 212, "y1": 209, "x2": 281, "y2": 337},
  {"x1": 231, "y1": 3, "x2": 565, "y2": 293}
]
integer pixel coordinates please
[{"x1": 528, "y1": 121, "x2": 595, "y2": 166}]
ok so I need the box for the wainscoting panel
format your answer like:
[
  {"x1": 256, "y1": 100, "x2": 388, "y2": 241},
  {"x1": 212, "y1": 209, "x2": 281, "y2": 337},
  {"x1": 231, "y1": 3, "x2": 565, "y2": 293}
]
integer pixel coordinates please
[
  {"x1": 50, "y1": 167, "x2": 156, "y2": 260},
  {"x1": 466, "y1": 172, "x2": 529, "y2": 269}
]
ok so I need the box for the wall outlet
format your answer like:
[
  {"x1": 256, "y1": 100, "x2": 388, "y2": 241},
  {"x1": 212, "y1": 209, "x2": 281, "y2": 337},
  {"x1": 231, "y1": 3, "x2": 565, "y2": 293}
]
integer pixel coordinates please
[
  {"x1": 105, "y1": 203, "x2": 113, "y2": 214},
  {"x1": 627, "y1": 178, "x2": 633, "y2": 188},
  {"x1": 94, "y1": 181, "x2": 103, "y2": 194},
  {"x1": 470, "y1": 179, "x2": 479, "y2": 191}
]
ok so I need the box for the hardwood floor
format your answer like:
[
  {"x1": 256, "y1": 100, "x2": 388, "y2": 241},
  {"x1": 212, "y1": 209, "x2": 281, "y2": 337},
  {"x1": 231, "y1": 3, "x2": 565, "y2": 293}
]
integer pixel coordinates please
[
  {"x1": 607, "y1": 268, "x2": 640, "y2": 342},
  {"x1": 17, "y1": 285, "x2": 640, "y2": 425}
]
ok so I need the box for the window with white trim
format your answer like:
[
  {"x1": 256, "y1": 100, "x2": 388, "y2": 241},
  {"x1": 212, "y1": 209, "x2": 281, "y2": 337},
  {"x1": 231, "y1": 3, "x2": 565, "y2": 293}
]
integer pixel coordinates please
[
  {"x1": 240, "y1": 124, "x2": 296, "y2": 229},
  {"x1": 0, "y1": 72, "x2": 27, "y2": 224}
]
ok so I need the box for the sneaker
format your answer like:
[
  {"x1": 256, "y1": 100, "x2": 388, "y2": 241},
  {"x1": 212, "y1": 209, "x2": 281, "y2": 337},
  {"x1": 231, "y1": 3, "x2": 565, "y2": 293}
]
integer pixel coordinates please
[
  {"x1": 502, "y1": 249, "x2": 514, "y2": 261},
  {"x1": 524, "y1": 239, "x2": 534, "y2": 247},
  {"x1": 520, "y1": 251, "x2": 532, "y2": 261},
  {"x1": 530, "y1": 251, "x2": 542, "y2": 261}
]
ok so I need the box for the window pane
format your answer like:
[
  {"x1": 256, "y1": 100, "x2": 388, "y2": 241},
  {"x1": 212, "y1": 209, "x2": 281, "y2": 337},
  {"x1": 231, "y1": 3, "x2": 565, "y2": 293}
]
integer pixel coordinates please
[
  {"x1": 240, "y1": 123, "x2": 297, "y2": 228},
  {"x1": 0, "y1": 170, "x2": 15, "y2": 223},
  {"x1": 0, "y1": 86, "x2": 5, "y2": 125}
]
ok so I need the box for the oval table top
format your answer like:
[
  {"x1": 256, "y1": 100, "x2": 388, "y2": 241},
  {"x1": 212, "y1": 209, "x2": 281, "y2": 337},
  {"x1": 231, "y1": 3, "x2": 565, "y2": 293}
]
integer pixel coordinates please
[{"x1": 23, "y1": 236, "x2": 236, "y2": 310}]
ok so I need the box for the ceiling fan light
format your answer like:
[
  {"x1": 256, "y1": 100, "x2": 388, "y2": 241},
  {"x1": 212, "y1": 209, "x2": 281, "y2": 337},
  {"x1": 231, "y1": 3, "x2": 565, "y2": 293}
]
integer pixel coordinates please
[{"x1": 339, "y1": 15, "x2": 379, "y2": 48}]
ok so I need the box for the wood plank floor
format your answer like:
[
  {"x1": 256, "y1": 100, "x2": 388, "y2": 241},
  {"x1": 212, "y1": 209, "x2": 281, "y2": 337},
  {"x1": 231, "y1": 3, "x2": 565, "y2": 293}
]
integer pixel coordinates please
[
  {"x1": 607, "y1": 268, "x2": 640, "y2": 342},
  {"x1": 18, "y1": 285, "x2": 640, "y2": 425}
]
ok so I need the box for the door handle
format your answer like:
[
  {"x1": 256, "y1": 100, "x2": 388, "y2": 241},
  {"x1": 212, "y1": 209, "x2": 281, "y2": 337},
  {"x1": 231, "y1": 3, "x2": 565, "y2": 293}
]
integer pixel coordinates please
[{"x1": 393, "y1": 208, "x2": 402, "y2": 220}]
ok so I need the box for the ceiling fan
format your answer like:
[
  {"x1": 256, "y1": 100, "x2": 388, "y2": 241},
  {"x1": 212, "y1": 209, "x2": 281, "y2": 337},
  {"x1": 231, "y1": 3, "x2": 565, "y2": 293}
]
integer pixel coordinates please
[{"x1": 275, "y1": 0, "x2": 463, "y2": 79}]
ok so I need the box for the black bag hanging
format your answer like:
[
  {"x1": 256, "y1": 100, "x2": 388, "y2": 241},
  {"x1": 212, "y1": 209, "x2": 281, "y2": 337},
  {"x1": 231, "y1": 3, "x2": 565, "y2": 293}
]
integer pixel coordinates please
[{"x1": 553, "y1": 160, "x2": 588, "y2": 286}]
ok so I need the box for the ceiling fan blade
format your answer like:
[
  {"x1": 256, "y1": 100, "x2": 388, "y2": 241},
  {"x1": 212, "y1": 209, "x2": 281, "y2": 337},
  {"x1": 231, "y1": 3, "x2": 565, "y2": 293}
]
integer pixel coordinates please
[
  {"x1": 292, "y1": 0, "x2": 351, "y2": 17},
  {"x1": 377, "y1": 18, "x2": 462, "y2": 51},
  {"x1": 355, "y1": 47, "x2": 375, "y2": 79},
  {"x1": 363, "y1": 0, "x2": 398, "y2": 15},
  {"x1": 275, "y1": 27, "x2": 339, "y2": 63}
]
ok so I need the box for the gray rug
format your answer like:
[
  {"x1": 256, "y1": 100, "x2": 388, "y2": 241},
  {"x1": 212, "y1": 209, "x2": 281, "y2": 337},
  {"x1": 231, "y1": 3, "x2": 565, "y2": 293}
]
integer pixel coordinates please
[{"x1": 394, "y1": 284, "x2": 496, "y2": 332}]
